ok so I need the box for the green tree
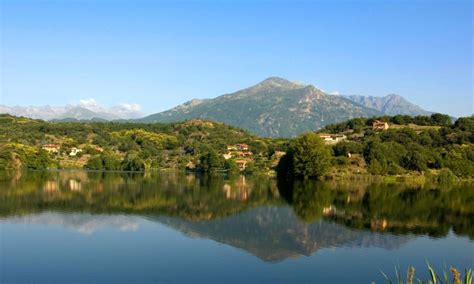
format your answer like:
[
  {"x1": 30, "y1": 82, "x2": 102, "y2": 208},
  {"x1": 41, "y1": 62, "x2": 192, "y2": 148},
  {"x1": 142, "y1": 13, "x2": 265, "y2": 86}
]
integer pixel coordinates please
[
  {"x1": 430, "y1": 113, "x2": 452, "y2": 126},
  {"x1": 199, "y1": 150, "x2": 224, "y2": 172},
  {"x1": 224, "y1": 159, "x2": 239, "y2": 174},
  {"x1": 121, "y1": 153, "x2": 145, "y2": 171},
  {"x1": 277, "y1": 132, "x2": 332, "y2": 179},
  {"x1": 85, "y1": 155, "x2": 104, "y2": 170},
  {"x1": 102, "y1": 154, "x2": 121, "y2": 170},
  {"x1": 25, "y1": 149, "x2": 51, "y2": 170}
]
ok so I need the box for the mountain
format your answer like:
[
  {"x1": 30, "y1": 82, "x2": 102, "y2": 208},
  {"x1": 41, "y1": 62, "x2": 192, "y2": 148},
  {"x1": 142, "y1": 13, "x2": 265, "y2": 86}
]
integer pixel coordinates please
[
  {"x1": 0, "y1": 103, "x2": 142, "y2": 121},
  {"x1": 140, "y1": 77, "x2": 382, "y2": 137},
  {"x1": 346, "y1": 94, "x2": 431, "y2": 116}
]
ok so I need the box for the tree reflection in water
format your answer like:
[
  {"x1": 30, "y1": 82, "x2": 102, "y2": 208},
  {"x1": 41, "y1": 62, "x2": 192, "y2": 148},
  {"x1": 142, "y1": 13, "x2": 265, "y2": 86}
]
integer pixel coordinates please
[{"x1": 1, "y1": 171, "x2": 473, "y2": 257}]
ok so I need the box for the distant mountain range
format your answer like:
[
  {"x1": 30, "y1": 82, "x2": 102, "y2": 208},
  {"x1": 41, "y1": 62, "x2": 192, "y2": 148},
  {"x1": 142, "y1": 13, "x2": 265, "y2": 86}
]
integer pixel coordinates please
[
  {"x1": 0, "y1": 103, "x2": 142, "y2": 121},
  {"x1": 346, "y1": 94, "x2": 431, "y2": 116},
  {"x1": 1, "y1": 77, "x2": 433, "y2": 137},
  {"x1": 139, "y1": 77, "x2": 432, "y2": 137}
]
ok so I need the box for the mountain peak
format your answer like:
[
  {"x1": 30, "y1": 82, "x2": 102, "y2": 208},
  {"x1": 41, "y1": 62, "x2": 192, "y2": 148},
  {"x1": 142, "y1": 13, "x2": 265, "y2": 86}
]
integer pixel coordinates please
[
  {"x1": 237, "y1": 77, "x2": 306, "y2": 96},
  {"x1": 261, "y1": 76, "x2": 293, "y2": 84}
]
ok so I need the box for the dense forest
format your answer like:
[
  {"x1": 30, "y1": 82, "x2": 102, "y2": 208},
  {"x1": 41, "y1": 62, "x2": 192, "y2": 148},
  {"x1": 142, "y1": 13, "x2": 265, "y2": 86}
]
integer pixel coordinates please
[{"x1": 0, "y1": 113, "x2": 473, "y2": 180}]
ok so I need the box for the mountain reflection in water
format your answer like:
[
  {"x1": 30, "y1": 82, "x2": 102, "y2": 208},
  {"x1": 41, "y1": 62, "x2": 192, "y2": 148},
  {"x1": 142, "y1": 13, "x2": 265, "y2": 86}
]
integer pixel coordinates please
[{"x1": 0, "y1": 171, "x2": 473, "y2": 262}]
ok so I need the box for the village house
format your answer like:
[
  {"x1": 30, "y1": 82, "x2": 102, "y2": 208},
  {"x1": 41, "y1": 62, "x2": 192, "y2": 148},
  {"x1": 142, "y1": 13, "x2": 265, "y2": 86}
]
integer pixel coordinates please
[
  {"x1": 69, "y1": 147, "x2": 83, "y2": 156},
  {"x1": 227, "y1": 143, "x2": 250, "y2": 151},
  {"x1": 42, "y1": 144, "x2": 60, "y2": 153},
  {"x1": 372, "y1": 120, "x2": 389, "y2": 131},
  {"x1": 222, "y1": 152, "x2": 233, "y2": 160},
  {"x1": 318, "y1": 133, "x2": 347, "y2": 145},
  {"x1": 235, "y1": 159, "x2": 248, "y2": 170},
  {"x1": 224, "y1": 143, "x2": 253, "y2": 159}
]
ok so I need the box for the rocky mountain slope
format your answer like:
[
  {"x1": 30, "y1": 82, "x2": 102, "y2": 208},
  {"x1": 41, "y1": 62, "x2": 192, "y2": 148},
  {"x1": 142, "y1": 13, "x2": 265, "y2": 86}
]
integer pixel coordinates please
[{"x1": 140, "y1": 77, "x2": 383, "y2": 137}]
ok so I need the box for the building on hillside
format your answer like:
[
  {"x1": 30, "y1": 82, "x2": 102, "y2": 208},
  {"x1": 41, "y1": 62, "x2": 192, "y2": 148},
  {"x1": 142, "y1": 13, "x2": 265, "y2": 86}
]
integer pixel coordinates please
[
  {"x1": 235, "y1": 159, "x2": 248, "y2": 170},
  {"x1": 69, "y1": 147, "x2": 83, "y2": 156},
  {"x1": 236, "y1": 143, "x2": 249, "y2": 151},
  {"x1": 225, "y1": 143, "x2": 253, "y2": 159},
  {"x1": 237, "y1": 151, "x2": 253, "y2": 157},
  {"x1": 318, "y1": 133, "x2": 347, "y2": 145},
  {"x1": 227, "y1": 143, "x2": 249, "y2": 151},
  {"x1": 372, "y1": 120, "x2": 389, "y2": 131},
  {"x1": 42, "y1": 144, "x2": 60, "y2": 153}
]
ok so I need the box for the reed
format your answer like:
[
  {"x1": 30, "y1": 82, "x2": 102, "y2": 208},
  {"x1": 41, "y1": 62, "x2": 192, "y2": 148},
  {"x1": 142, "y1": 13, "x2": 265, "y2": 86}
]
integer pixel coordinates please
[{"x1": 380, "y1": 264, "x2": 472, "y2": 284}]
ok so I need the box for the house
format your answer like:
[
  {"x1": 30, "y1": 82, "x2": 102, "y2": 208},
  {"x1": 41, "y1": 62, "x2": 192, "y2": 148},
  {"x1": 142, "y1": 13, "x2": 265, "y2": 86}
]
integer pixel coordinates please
[
  {"x1": 227, "y1": 145, "x2": 238, "y2": 151},
  {"x1": 318, "y1": 133, "x2": 347, "y2": 145},
  {"x1": 69, "y1": 147, "x2": 83, "y2": 156},
  {"x1": 42, "y1": 144, "x2": 60, "y2": 153},
  {"x1": 237, "y1": 151, "x2": 253, "y2": 157},
  {"x1": 222, "y1": 152, "x2": 233, "y2": 160},
  {"x1": 235, "y1": 159, "x2": 248, "y2": 170},
  {"x1": 227, "y1": 143, "x2": 250, "y2": 151},
  {"x1": 236, "y1": 143, "x2": 249, "y2": 151},
  {"x1": 372, "y1": 120, "x2": 389, "y2": 131},
  {"x1": 225, "y1": 143, "x2": 253, "y2": 158}
]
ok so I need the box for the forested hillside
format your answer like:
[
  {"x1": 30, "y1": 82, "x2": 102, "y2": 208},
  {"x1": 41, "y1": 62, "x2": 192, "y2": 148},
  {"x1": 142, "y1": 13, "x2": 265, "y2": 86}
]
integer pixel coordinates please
[
  {"x1": 1, "y1": 113, "x2": 472, "y2": 180},
  {"x1": 0, "y1": 114, "x2": 286, "y2": 173}
]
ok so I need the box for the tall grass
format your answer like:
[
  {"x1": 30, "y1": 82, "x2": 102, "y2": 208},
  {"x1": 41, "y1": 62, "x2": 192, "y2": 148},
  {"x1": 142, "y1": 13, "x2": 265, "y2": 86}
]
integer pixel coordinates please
[{"x1": 380, "y1": 263, "x2": 472, "y2": 284}]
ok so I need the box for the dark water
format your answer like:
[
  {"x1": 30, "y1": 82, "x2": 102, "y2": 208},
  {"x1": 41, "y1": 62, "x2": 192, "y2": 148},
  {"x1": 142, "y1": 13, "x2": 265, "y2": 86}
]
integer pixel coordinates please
[{"x1": 0, "y1": 171, "x2": 473, "y2": 283}]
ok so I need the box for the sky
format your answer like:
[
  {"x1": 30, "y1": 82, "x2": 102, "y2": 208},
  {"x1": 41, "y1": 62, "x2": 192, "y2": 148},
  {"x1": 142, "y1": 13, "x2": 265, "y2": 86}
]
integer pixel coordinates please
[{"x1": 0, "y1": 0, "x2": 472, "y2": 117}]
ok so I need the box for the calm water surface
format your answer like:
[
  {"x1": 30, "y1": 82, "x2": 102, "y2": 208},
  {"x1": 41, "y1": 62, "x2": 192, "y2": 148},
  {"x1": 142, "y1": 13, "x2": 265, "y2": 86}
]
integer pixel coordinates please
[{"x1": 1, "y1": 171, "x2": 473, "y2": 283}]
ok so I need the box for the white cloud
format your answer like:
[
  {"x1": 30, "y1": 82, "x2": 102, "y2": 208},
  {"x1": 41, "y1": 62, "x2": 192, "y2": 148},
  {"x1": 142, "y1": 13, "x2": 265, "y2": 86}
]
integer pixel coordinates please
[
  {"x1": 74, "y1": 98, "x2": 143, "y2": 119},
  {"x1": 79, "y1": 98, "x2": 99, "y2": 107},
  {"x1": 330, "y1": 91, "x2": 340, "y2": 96},
  {"x1": 118, "y1": 103, "x2": 141, "y2": 112}
]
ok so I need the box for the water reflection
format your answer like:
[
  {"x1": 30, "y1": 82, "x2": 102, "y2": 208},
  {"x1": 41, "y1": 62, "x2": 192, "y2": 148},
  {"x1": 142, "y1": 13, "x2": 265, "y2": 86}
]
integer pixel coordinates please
[
  {"x1": 0, "y1": 171, "x2": 473, "y2": 262},
  {"x1": 5, "y1": 213, "x2": 139, "y2": 234}
]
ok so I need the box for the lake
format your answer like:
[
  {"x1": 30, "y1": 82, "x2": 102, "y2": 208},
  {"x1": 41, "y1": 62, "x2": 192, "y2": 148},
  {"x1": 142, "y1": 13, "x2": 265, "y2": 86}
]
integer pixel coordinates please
[{"x1": 0, "y1": 171, "x2": 473, "y2": 283}]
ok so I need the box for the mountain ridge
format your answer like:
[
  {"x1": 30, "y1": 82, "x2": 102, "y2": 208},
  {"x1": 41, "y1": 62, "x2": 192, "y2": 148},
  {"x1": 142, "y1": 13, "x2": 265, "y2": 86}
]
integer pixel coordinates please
[
  {"x1": 139, "y1": 77, "x2": 431, "y2": 137},
  {"x1": 0, "y1": 77, "x2": 432, "y2": 137}
]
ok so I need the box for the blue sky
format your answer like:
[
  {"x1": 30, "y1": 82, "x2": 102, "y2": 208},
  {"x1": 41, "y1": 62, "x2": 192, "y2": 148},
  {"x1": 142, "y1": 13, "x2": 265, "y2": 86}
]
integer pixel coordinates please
[{"x1": 1, "y1": 0, "x2": 472, "y2": 116}]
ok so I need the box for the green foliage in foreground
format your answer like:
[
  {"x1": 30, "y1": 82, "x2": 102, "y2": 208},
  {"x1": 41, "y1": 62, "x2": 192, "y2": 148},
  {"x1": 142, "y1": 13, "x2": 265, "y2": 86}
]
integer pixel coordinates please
[{"x1": 380, "y1": 264, "x2": 472, "y2": 284}]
